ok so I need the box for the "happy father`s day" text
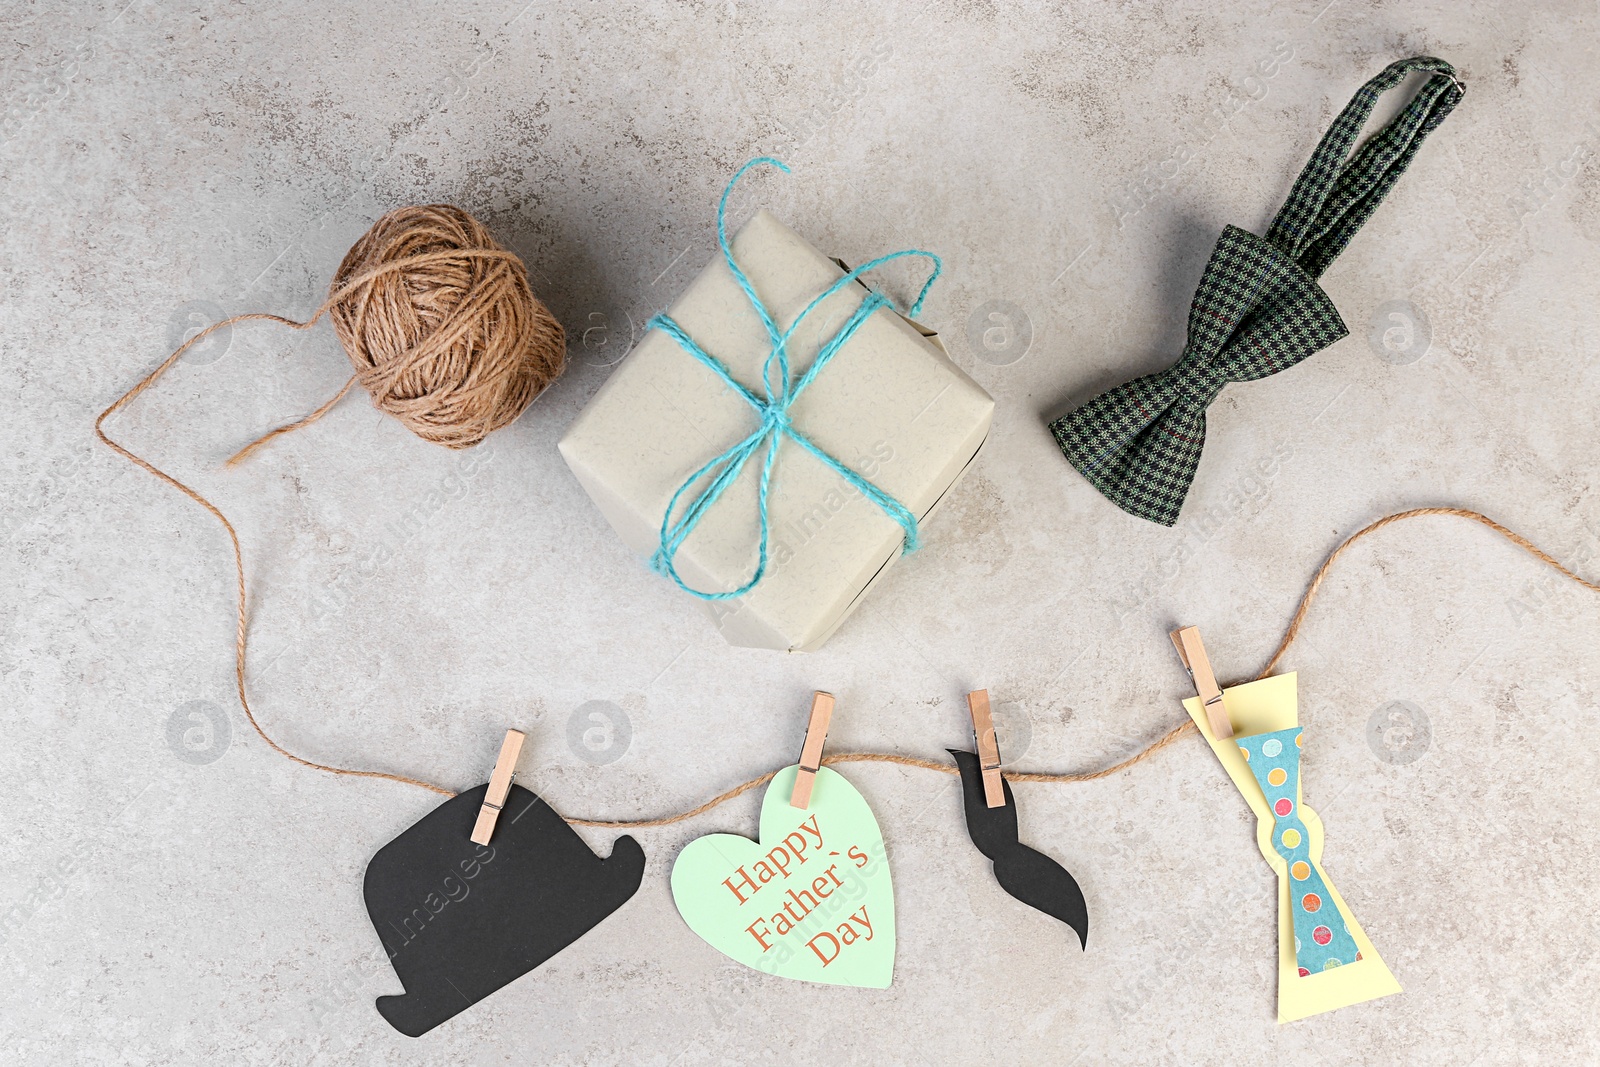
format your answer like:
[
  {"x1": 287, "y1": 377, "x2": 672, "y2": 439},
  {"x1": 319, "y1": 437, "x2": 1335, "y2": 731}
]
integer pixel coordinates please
[{"x1": 722, "y1": 814, "x2": 875, "y2": 968}]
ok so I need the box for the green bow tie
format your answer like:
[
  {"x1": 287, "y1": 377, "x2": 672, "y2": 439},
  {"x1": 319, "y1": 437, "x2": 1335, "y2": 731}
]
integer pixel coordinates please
[{"x1": 1050, "y1": 57, "x2": 1464, "y2": 526}]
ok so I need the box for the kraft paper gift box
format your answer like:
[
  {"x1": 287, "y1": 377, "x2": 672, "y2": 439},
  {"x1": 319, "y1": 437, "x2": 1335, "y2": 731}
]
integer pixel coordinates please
[{"x1": 558, "y1": 209, "x2": 994, "y2": 652}]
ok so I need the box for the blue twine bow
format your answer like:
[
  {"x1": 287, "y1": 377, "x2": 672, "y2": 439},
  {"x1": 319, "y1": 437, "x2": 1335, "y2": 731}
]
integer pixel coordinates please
[{"x1": 645, "y1": 157, "x2": 942, "y2": 601}]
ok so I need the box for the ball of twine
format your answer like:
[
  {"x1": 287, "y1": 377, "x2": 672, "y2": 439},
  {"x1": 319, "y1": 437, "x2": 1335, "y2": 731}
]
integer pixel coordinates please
[
  {"x1": 332, "y1": 205, "x2": 564, "y2": 448},
  {"x1": 227, "y1": 204, "x2": 565, "y2": 465}
]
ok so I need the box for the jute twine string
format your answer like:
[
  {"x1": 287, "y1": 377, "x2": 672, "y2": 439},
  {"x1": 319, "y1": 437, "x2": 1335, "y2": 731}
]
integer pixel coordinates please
[
  {"x1": 97, "y1": 275, "x2": 1600, "y2": 823},
  {"x1": 572, "y1": 507, "x2": 1600, "y2": 827}
]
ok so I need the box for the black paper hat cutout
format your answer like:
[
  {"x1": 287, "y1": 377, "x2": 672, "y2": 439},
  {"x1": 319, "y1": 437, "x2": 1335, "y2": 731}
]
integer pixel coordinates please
[
  {"x1": 364, "y1": 782, "x2": 645, "y2": 1037},
  {"x1": 949, "y1": 750, "x2": 1088, "y2": 950}
]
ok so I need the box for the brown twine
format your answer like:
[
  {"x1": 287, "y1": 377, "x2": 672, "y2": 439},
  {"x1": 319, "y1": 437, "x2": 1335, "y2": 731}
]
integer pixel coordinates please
[
  {"x1": 561, "y1": 746, "x2": 1204, "y2": 829},
  {"x1": 96, "y1": 282, "x2": 1600, "y2": 822},
  {"x1": 96, "y1": 204, "x2": 567, "y2": 796}
]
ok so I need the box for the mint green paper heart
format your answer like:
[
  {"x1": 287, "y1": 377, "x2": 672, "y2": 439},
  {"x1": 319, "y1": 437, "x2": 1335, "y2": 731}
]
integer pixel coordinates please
[{"x1": 671, "y1": 765, "x2": 894, "y2": 988}]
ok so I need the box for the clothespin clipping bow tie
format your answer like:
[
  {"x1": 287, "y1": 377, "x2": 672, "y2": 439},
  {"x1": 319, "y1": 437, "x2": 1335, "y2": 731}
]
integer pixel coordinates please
[{"x1": 1050, "y1": 57, "x2": 1464, "y2": 526}]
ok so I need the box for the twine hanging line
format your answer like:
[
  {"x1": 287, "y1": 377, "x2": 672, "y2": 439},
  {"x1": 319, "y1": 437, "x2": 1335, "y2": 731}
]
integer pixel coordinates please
[{"x1": 98, "y1": 317, "x2": 1600, "y2": 826}]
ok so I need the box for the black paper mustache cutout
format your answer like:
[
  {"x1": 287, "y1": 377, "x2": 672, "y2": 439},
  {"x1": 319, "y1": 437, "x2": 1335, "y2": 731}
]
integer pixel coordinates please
[
  {"x1": 949, "y1": 750, "x2": 1088, "y2": 949},
  {"x1": 364, "y1": 783, "x2": 645, "y2": 1037}
]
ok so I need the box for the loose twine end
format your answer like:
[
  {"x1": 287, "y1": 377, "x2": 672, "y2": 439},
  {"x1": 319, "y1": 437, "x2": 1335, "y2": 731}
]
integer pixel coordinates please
[{"x1": 224, "y1": 376, "x2": 359, "y2": 469}]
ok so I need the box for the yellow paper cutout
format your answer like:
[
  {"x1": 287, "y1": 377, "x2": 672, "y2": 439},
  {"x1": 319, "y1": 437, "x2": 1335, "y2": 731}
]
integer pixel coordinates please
[{"x1": 1183, "y1": 673, "x2": 1400, "y2": 1022}]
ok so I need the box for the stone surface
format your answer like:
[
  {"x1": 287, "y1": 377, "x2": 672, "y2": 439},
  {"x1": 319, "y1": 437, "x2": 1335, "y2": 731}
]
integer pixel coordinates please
[{"x1": 2, "y1": 1, "x2": 1598, "y2": 1063}]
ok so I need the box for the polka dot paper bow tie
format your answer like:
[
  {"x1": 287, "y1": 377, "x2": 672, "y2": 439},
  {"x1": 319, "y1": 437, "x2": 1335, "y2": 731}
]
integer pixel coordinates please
[
  {"x1": 1237, "y1": 728, "x2": 1360, "y2": 976},
  {"x1": 1049, "y1": 57, "x2": 1464, "y2": 526}
]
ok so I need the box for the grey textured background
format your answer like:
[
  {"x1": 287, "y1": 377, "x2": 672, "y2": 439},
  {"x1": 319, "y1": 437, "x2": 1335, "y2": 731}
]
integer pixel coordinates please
[{"x1": 3, "y1": 1, "x2": 1598, "y2": 1063}]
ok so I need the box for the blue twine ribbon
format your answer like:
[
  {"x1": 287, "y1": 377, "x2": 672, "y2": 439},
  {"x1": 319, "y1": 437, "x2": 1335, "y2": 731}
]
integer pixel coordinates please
[{"x1": 645, "y1": 157, "x2": 943, "y2": 601}]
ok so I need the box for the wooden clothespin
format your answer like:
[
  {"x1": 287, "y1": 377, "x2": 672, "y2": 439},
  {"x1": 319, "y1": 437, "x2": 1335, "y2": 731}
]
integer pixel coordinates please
[
  {"x1": 966, "y1": 689, "x2": 1006, "y2": 808},
  {"x1": 789, "y1": 692, "x2": 835, "y2": 809},
  {"x1": 1170, "y1": 627, "x2": 1233, "y2": 740},
  {"x1": 471, "y1": 729, "x2": 526, "y2": 845}
]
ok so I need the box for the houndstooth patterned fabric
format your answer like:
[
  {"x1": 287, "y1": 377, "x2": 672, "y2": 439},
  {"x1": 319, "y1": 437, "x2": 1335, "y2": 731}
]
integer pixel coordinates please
[{"x1": 1050, "y1": 56, "x2": 1463, "y2": 527}]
